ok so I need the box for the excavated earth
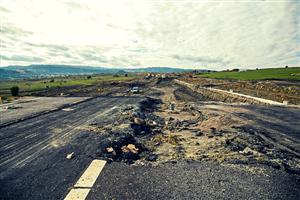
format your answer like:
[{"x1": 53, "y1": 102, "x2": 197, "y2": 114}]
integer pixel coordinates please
[
  {"x1": 180, "y1": 75, "x2": 300, "y2": 104},
  {"x1": 82, "y1": 78, "x2": 300, "y2": 176}
]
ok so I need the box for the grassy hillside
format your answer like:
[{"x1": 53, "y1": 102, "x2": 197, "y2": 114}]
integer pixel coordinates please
[
  {"x1": 199, "y1": 67, "x2": 300, "y2": 80},
  {"x1": 0, "y1": 74, "x2": 137, "y2": 97}
]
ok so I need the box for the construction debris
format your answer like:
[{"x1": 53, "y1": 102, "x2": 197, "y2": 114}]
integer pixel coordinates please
[
  {"x1": 121, "y1": 144, "x2": 139, "y2": 154},
  {"x1": 66, "y1": 152, "x2": 75, "y2": 160},
  {"x1": 74, "y1": 78, "x2": 300, "y2": 175}
]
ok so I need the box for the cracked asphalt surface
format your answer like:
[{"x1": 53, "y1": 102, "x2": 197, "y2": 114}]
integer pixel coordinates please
[
  {"x1": 0, "y1": 96, "x2": 144, "y2": 200},
  {"x1": 0, "y1": 95, "x2": 300, "y2": 200}
]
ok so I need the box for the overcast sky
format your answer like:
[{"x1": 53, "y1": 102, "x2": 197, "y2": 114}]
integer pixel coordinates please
[{"x1": 0, "y1": 0, "x2": 299, "y2": 69}]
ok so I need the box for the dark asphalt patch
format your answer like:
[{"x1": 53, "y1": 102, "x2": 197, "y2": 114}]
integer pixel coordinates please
[{"x1": 87, "y1": 161, "x2": 300, "y2": 200}]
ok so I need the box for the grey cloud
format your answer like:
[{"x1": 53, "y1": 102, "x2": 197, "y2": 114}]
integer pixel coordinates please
[
  {"x1": 64, "y1": 2, "x2": 87, "y2": 10},
  {"x1": 26, "y1": 43, "x2": 69, "y2": 52},
  {"x1": 172, "y1": 55, "x2": 231, "y2": 66},
  {"x1": 79, "y1": 53, "x2": 108, "y2": 63},
  {"x1": 1, "y1": 1, "x2": 299, "y2": 68},
  {"x1": 47, "y1": 51, "x2": 74, "y2": 59},
  {"x1": 129, "y1": 48, "x2": 154, "y2": 53},
  {"x1": 1, "y1": 54, "x2": 44, "y2": 62},
  {"x1": 0, "y1": 6, "x2": 10, "y2": 13},
  {"x1": 107, "y1": 55, "x2": 141, "y2": 67},
  {"x1": 0, "y1": 24, "x2": 32, "y2": 38}
]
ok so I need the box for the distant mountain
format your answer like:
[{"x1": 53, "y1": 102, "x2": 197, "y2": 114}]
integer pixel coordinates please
[
  {"x1": 126, "y1": 67, "x2": 192, "y2": 73},
  {"x1": 0, "y1": 65, "x2": 119, "y2": 80},
  {"x1": 0, "y1": 68, "x2": 23, "y2": 79},
  {"x1": 0, "y1": 64, "x2": 205, "y2": 80}
]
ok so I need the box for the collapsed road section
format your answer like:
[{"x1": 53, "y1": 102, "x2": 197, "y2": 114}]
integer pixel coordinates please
[
  {"x1": 82, "y1": 78, "x2": 300, "y2": 175},
  {"x1": 0, "y1": 96, "x2": 151, "y2": 199},
  {"x1": 0, "y1": 77, "x2": 300, "y2": 200}
]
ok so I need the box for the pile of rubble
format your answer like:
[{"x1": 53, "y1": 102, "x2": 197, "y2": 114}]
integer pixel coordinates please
[
  {"x1": 144, "y1": 90, "x2": 300, "y2": 174},
  {"x1": 86, "y1": 98, "x2": 164, "y2": 164},
  {"x1": 82, "y1": 83, "x2": 300, "y2": 174}
]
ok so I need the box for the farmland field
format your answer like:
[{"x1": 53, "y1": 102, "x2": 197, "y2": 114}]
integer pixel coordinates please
[
  {"x1": 0, "y1": 74, "x2": 137, "y2": 98},
  {"x1": 199, "y1": 67, "x2": 300, "y2": 80}
]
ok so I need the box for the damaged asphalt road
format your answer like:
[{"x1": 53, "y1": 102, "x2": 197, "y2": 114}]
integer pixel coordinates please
[
  {"x1": 0, "y1": 96, "x2": 147, "y2": 199},
  {"x1": 0, "y1": 79, "x2": 300, "y2": 200}
]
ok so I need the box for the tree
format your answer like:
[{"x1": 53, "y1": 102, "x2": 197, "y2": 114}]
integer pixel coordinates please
[
  {"x1": 87, "y1": 75, "x2": 92, "y2": 79},
  {"x1": 10, "y1": 86, "x2": 19, "y2": 96},
  {"x1": 285, "y1": 66, "x2": 288, "y2": 68}
]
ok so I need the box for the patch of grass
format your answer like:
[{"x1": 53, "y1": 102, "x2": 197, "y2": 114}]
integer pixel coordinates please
[
  {"x1": 199, "y1": 67, "x2": 300, "y2": 80},
  {"x1": 0, "y1": 74, "x2": 138, "y2": 97}
]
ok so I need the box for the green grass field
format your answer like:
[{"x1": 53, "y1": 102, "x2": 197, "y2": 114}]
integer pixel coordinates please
[
  {"x1": 0, "y1": 74, "x2": 137, "y2": 97},
  {"x1": 199, "y1": 67, "x2": 300, "y2": 80}
]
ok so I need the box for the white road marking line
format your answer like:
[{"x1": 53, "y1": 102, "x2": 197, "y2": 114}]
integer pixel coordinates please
[
  {"x1": 64, "y1": 160, "x2": 107, "y2": 200},
  {"x1": 74, "y1": 160, "x2": 106, "y2": 188},
  {"x1": 64, "y1": 188, "x2": 90, "y2": 200}
]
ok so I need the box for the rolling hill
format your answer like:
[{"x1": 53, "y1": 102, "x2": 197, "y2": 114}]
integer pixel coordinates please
[{"x1": 0, "y1": 65, "x2": 197, "y2": 80}]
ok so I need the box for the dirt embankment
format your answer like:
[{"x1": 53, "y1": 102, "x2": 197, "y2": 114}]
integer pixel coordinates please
[
  {"x1": 174, "y1": 79, "x2": 284, "y2": 105},
  {"x1": 216, "y1": 80, "x2": 300, "y2": 104},
  {"x1": 145, "y1": 82, "x2": 300, "y2": 174},
  {"x1": 179, "y1": 76, "x2": 300, "y2": 104}
]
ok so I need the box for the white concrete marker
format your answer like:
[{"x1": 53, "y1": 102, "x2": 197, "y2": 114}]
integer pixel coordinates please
[{"x1": 64, "y1": 160, "x2": 107, "y2": 200}]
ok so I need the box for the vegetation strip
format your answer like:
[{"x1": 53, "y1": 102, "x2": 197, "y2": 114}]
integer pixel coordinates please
[{"x1": 199, "y1": 67, "x2": 300, "y2": 80}]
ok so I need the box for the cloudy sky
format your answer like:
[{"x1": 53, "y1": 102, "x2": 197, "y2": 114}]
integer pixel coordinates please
[{"x1": 0, "y1": 0, "x2": 299, "y2": 69}]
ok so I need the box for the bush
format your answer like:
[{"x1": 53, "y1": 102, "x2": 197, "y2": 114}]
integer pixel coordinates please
[
  {"x1": 10, "y1": 86, "x2": 19, "y2": 96},
  {"x1": 50, "y1": 79, "x2": 55, "y2": 82},
  {"x1": 87, "y1": 75, "x2": 92, "y2": 79}
]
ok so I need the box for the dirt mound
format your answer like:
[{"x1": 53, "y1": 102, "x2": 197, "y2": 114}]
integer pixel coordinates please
[{"x1": 86, "y1": 97, "x2": 164, "y2": 164}]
